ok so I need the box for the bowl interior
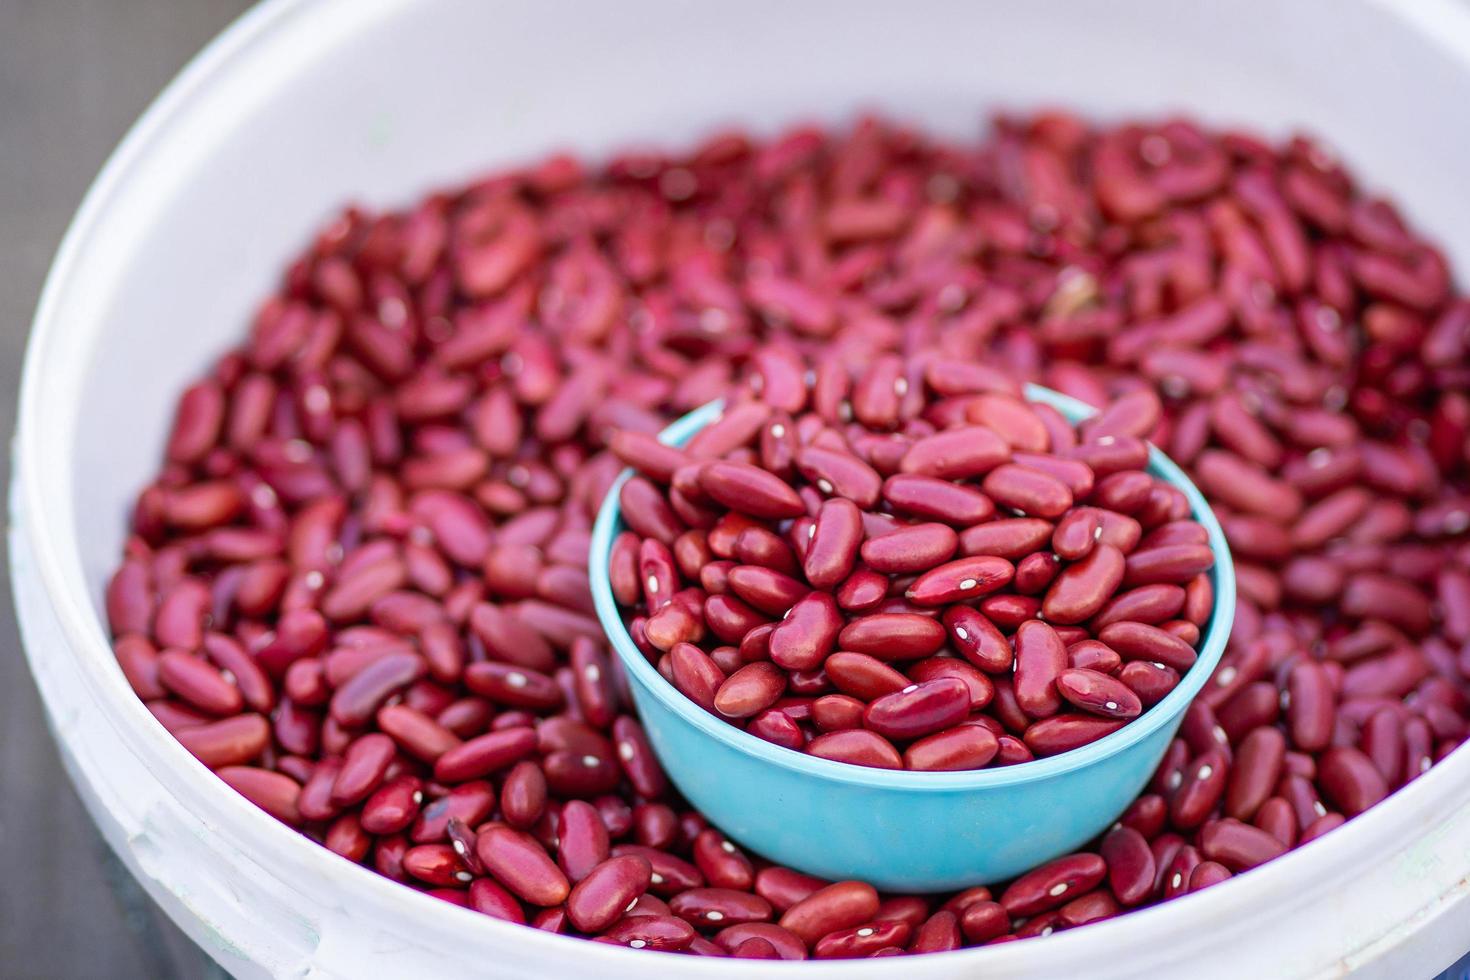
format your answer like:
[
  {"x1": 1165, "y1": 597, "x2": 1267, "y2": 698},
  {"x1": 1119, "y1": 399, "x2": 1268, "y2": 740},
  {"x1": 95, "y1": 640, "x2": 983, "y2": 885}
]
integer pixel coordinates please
[{"x1": 590, "y1": 385, "x2": 1236, "y2": 789}]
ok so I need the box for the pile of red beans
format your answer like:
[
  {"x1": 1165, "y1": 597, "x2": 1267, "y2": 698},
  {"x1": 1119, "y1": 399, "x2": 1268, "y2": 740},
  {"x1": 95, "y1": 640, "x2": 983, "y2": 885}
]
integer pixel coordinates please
[
  {"x1": 609, "y1": 373, "x2": 1216, "y2": 771},
  {"x1": 106, "y1": 112, "x2": 1470, "y2": 957}
]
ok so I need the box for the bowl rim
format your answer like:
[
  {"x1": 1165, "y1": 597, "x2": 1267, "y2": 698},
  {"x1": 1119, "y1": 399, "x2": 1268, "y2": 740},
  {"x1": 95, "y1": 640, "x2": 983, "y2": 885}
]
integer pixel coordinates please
[{"x1": 590, "y1": 383, "x2": 1237, "y2": 791}]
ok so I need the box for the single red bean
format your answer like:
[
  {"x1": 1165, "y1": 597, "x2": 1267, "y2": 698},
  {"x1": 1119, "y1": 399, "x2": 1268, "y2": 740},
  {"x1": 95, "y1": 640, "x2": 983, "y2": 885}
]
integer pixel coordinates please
[
  {"x1": 477, "y1": 826, "x2": 569, "y2": 906},
  {"x1": 597, "y1": 914, "x2": 696, "y2": 951},
  {"x1": 217, "y1": 766, "x2": 301, "y2": 825},
  {"x1": 669, "y1": 887, "x2": 773, "y2": 927},
  {"x1": 567, "y1": 855, "x2": 654, "y2": 933},
  {"x1": 1043, "y1": 544, "x2": 1126, "y2": 623},
  {"x1": 1023, "y1": 714, "x2": 1126, "y2": 756},
  {"x1": 331, "y1": 733, "x2": 397, "y2": 806},
  {"x1": 1318, "y1": 745, "x2": 1389, "y2": 816},
  {"x1": 1168, "y1": 748, "x2": 1230, "y2": 829},
  {"x1": 699, "y1": 460, "x2": 805, "y2": 520},
  {"x1": 903, "y1": 723, "x2": 1000, "y2": 771},
  {"x1": 1287, "y1": 660, "x2": 1337, "y2": 753},
  {"x1": 1057, "y1": 668, "x2": 1143, "y2": 720},
  {"x1": 768, "y1": 592, "x2": 843, "y2": 671},
  {"x1": 1226, "y1": 726, "x2": 1286, "y2": 820},
  {"x1": 714, "y1": 662, "x2": 787, "y2": 719},
  {"x1": 907, "y1": 657, "x2": 994, "y2": 711},
  {"x1": 1100, "y1": 621, "x2": 1198, "y2": 672},
  {"x1": 433, "y1": 727, "x2": 537, "y2": 782},
  {"x1": 807, "y1": 730, "x2": 902, "y2": 769},
  {"x1": 1199, "y1": 817, "x2": 1287, "y2": 870},
  {"x1": 905, "y1": 556, "x2": 1015, "y2": 606},
  {"x1": 779, "y1": 881, "x2": 881, "y2": 947},
  {"x1": 1000, "y1": 853, "x2": 1107, "y2": 917},
  {"x1": 813, "y1": 919, "x2": 911, "y2": 959},
  {"x1": 863, "y1": 678, "x2": 971, "y2": 741},
  {"x1": 837, "y1": 614, "x2": 947, "y2": 660},
  {"x1": 1101, "y1": 826, "x2": 1156, "y2": 906},
  {"x1": 715, "y1": 923, "x2": 808, "y2": 960},
  {"x1": 882, "y1": 474, "x2": 994, "y2": 526},
  {"x1": 804, "y1": 498, "x2": 864, "y2": 590},
  {"x1": 982, "y1": 464, "x2": 1074, "y2": 519},
  {"x1": 859, "y1": 523, "x2": 958, "y2": 574},
  {"x1": 959, "y1": 518, "x2": 1054, "y2": 559}
]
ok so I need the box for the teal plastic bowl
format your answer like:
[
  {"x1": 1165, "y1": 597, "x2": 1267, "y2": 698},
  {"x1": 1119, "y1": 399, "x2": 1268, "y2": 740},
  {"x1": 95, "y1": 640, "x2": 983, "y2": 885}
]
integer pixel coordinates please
[{"x1": 589, "y1": 384, "x2": 1235, "y2": 891}]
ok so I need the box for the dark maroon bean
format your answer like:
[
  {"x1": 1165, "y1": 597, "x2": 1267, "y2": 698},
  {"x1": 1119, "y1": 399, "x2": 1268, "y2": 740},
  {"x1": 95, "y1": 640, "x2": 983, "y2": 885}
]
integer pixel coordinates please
[{"x1": 1199, "y1": 818, "x2": 1287, "y2": 871}]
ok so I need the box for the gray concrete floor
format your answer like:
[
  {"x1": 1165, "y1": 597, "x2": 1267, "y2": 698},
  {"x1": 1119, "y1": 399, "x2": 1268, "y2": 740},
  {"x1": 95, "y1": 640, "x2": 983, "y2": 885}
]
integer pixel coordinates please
[{"x1": 1, "y1": 2, "x2": 251, "y2": 976}]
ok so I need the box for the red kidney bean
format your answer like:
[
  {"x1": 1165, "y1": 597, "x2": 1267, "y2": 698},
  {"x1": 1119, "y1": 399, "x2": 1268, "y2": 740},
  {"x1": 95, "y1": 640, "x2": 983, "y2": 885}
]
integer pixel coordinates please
[
  {"x1": 1199, "y1": 817, "x2": 1287, "y2": 871},
  {"x1": 812, "y1": 919, "x2": 911, "y2": 959},
  {"x1": 1043, "y1": 545, "x2": 1126, "y2": 624},
  {"x1": 905, "y1": 556, "x2": 1015, "y2": 606},
  {"x1": 959, "y1": 518, "x2": 1054, "y2": 559},
  {"x1": 1169, "y1": 748, "x2": 1230, "y2": 829},
  {"x1": 860, "y1": 523, "x2": 958, "y2": 574},
  {"x1": 175, "y1": 713, "x2": 271, "y2": 768},
  {"x1": 331, "y1": 733, "x2": 397, "y2": 806},
  {"x1": 567, "y1": 855, "x2": 654, "y2": 933},
  {"x1": 1318, "y1": 745, "x2": 1389, "y2": 816},
  {"x1": 882, "y1": 474, "x2": 994, "y2": 526},
  {"x1": 833, "y1": 614, "x2": 945, "y2": 660},
  {"x1": 713, "y1": 661, "x2": 786, "y2": 718},
  {"x1": 433, "y1": 727, "x2": 536, "y2": 783},
  {"x1": 898, "y1": 427, "x2": 1009, "y2": 480},
  {"x1": 477, "y1": 826, "x2": 569, "y2": 905},
  {"x1": 943, "y1": 606, "x2": 1013, "y2": 673},
  {"x1": 1100, "y1": 621, "x2": 1198, "y2": 672},
  {"x1": 863, "y1": 678, "x2": 970, "y2": 741},
  {"x1": 692, "y1": 830, "x2": 755, "y2": 891},
  {"x1": 982, "y1": 464, "x2": 1073, "y2": 519},
  {"x1": 1000, "y1": 853, "x2": 1106, "y2": 917},
  {"x1": 1226, "y1": 726, "x2": 1286, "y2": 820},
  {"x1": 1024, "y1": 714, "x2": 1126, "y2": 755},
  {"x1": 768, "y1": 592, "x2": 843, "y2": 671},
  {"x1": 1100, "y1": 826, "x2": 1156, "y2": 906},
  {"x1": 796, "y1": 446, "x2": 884, "y2": 509},
  {"x1": 598, "y1": 914, "x2": 696, "y2": 951},
  {"x1": 669, "y1": 887, "x2": 773, "y2": 927},
  {"x1": 755, "y1": 867, "x2": 828, "y2": 914},
  {"x1": 1057, "y1": 668, "x2": 1143, "y2": 720},
  {"x1": 807, "y1": 730, "x2": 902, "y2": 769},
  {"x1": 360, "y1": 774, "x2": 423, "y2": 835},
  {"x1": 217, "y1": 766, "x2": 301, "y2": 825},
  {"x1": 1013, "y1": 620, "x2": 1068, "y2": 718},
  {"x1": 699, "y1": 461, "x2": 805, "y2": 520},
  {"x1": 157, "y1": 651, "x2": 244, "y2": 716},
  {"x1": 904, "y1": 724, "x2": 1000, "y2": 771},
  {"x1": 715, "y1": 923, "x2": 808, "y2": 960},
  {"x1": 908, "y1": 657, "x2": 994, "y2": 711},
  {"x1": 779, "y1": 881, "x2": 881, "y2": 948},
  {"x1": 1119, "y1": 793, "x2": 1168, "y2": 840}
]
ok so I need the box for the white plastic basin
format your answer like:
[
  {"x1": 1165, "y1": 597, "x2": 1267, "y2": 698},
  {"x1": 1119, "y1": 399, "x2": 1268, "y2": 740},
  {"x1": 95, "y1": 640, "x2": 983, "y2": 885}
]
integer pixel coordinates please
[{"x1": 12, "y1": 0, "x2": 1470, "y2": 976}]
